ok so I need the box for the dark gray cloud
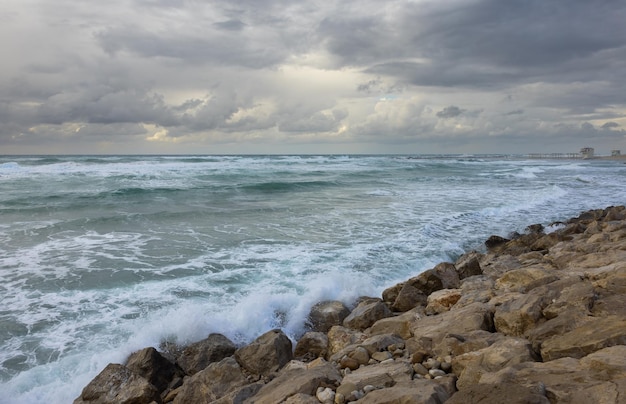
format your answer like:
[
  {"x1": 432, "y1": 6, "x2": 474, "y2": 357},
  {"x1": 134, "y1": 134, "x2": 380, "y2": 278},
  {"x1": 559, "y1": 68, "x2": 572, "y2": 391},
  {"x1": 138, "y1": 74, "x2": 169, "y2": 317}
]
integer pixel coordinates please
[
  {"x1": 1, "y1": 0, "x2": 625, "y2": 153},
  {"x1": 436, "y1": 106, "x2": 465, "y2": 119}
]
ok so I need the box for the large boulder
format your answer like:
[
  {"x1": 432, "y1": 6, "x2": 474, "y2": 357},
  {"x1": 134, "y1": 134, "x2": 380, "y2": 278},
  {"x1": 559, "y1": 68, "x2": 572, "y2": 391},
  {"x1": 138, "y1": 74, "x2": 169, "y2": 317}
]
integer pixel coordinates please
[
  {"x1": 493, "y1": 293, "x2": 552, "y2": 337},
  {"x1": 353, "y1": 379, "x2": 451, "y2": 404},
  {"x1": 245, "y1": 360, "x2": 342, "y2": 404},
  {"x1": 340, "y1": 359, "x2": 413, "y2": 391},
  {"x1": 446, "y1": 383, "x2": 549, "y2": 404},
  {"x1": 73, "y1": 363, "x2": 161, "y2": 404},
  {"x1": 294, "y1": 331, "x2": 329, "y2": 361},
  {"x1": 425, "y1": 289, "x2": 462, "y2": 315},
  {"x1": 234, "y1": 329, "x2": 293, "y2": 377},
  {"x1": 369, "y1": 307, "x2": 424, "y2": 339},
  {"x1": 540, "y1": 315, "x2": 626, "y2": 361},
  {"x1": 343, "y1": 300, "x2": 393, "y2": 331},
  {"x1": 454, "y1": 251, "x2": 484, "y2": 280},
  {"x1": 176, "y1": 333, "x2": 236, "y2": 375},
  {"x1": 494, "y1": 267, "x2": 559, "y2": 293},
  {"x1": 453, "y1": 337, "x2": 538, "y2": 390},
  {"x1": 172, "y1": 357, "x2": 247, "y2": 403},
  {"x1": 307, "y1": 301, "x2": 351, "y2": 332},
  {"x1": 125, "y1": 347, "x2": 184, "y2": 394},
  {"x1": 326, "y1": 326, "x2": 366, "y2": 357},
  {"x1": 390, "y1": 283, "x2": 427, "y2": 312}
]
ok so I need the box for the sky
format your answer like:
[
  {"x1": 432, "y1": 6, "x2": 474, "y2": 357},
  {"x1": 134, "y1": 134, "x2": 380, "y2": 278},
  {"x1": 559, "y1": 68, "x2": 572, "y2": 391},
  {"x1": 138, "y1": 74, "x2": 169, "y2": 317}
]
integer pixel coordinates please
[{"x1": 1, "y1": 0, "x2": 626, "y2": 155}]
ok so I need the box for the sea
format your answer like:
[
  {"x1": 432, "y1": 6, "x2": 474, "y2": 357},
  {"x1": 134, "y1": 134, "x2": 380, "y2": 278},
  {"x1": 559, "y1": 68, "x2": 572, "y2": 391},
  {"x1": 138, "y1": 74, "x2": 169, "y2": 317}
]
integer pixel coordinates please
[{"x1": 0, "y1": 154, "x2": 625, "y2": 403}]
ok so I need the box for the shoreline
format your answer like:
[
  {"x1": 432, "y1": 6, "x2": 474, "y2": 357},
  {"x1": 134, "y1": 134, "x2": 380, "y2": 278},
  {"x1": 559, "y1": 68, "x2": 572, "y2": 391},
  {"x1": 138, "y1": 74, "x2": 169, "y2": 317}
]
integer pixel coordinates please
[{"x1": 74, "y1": 206, "x2": 626, "y2": 403}]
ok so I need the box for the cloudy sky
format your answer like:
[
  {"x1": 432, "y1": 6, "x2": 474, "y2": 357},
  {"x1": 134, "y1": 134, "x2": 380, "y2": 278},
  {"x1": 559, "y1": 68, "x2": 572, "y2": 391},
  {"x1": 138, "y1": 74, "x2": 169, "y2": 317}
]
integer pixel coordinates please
[{"x1": 2, "y1": 0, "x2": 626, "y2": 154}]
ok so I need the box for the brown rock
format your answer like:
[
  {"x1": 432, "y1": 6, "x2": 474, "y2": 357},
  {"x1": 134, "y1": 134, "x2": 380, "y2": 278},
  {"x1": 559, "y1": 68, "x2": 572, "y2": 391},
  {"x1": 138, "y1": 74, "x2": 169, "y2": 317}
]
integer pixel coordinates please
[
  {"x1": 391, "y1": 283, "x2": 427, "y2": 312},
  {"x1": 294, "y1": 331, "x2": 328, "y2": 361},
  {"x1": 234, "y1": 329, "x2": 293, "y2": 377},
  {"x1": 175, "y1": 333, "x2": 236, "y2": 375},
  {"x1": 326, "y1": 326, "x2": 366, "y2": 357},
  {"x1": 454, "y1": 251, "x2": 483, "y2": 280},
  {"x1": 431, "y1": 262, "x2": 461, "y2": 290},
  {"x1": 341, "y1": 359, "x2": 413, "y2": 390},
  {"x1": 211, "y1": 382, "x2": 263, "y2": 404},
  {"x1": 540, "y1": 315, "x2": 626, "y2": 361},
  {"x1": 173, "y1": 357, "x2": 247, "y2": 403},
  {"x1": 245, "y1": 362, "x2": 342, "y2": 404},
  {"x1": 494, "y1": 267, "x2": 559, "y2": 293},
  {"x1": 445, "y1": 383, "x2": 549, "y2": 404},
  {"x1": 308, "y1": 301, "x2": 351, "y2": 332},
  {"x1": 125, "y1": 347, "x2": 184, "y2": 394},
  {"x1": 369, "y1": 307, "x2": 424, "y2": 339},
  {"x1": 425, "y1": 289, "x2": 462, "y2": 315},
  {"x1": 353, "y1": 379, "x2": 450, "y2": 404},
  {"x1": 453, "y1": 337, "x2": 538, "y2": 390},
  {"x1": 343, "y1": 300, "x2": 393, "y2": 331},
  {"x1": 409, "y1": 302, "x2": 494, "y2": 344},
  {"x1": 493, "y1": 293, "x2": 551, "y2": 337},
  {"x1": 485, "y1": 235, "x2": 510, "y2": 250},
  {"x1": 73, "y1": 363, "x2": 161, "y2": 404}
]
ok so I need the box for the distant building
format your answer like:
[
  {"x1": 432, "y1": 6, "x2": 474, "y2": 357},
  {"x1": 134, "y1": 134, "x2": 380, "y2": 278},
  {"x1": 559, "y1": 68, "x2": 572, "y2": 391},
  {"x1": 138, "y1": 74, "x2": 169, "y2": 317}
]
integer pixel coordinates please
[
  {"x1": 580, "y1": 147, "x2": 595, "y2": 159},
  {"x1": 612, "y1": 150, "x2": 621, "y2": 156}
]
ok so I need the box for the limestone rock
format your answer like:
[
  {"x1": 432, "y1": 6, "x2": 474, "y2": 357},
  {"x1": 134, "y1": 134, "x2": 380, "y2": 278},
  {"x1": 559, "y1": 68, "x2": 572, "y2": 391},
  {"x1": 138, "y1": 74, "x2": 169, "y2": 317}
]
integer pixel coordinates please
[
  {"x1": 425, "y1": 289, "x2": 462, "y2": 315},
  {"x1": 125, "y1": 347, "x2": 184, "y2": 394},
  {"x1": 294, "y1": 331, "x2": 328, "y2": 361},
  {"x1": 73, "y1": 363, "x2": 161, "y2": 404},
  {"x1": 175, "y1": 333, "x2": 236, "y2": 375},
  {"x1": 173, "y1": 357, "x2": 247, "y2": 403},
  {"x1": 493, "y1": 293, "x2": 551, "y2": 337},
  {"x1": 327, "y1": 326, "x2": 366, "y2": 357},
  {"x1": 409, "y1": 302, "x2": 494, "y2": 344},
  {"x1": 369, "y1": 307, "x2": 423, "y2": 339},
  {"x1": 540, "y1": 315, "x2": 626, "y2": 361},
  {"x1": 494, "y1": 267, "x2": 559, "y2": 293},
  {"x1": 343, "y1": 300, "x2": 393, "y2": 331},
  {"x1": 353, "y1": 379, "x2": 450, "y2": 404},
  {"x1": 341, "y1": 360, "x2": 413, "y2": 391},
  {"x1": 234, "y1": 329, "x2": 293, "y2": 377},
  {"x1": 454, "y1": 251, "x2": 483, "y2": 280},
  {"x1": 445, "y1": 383, "x2": 549, "y2": 404},
  {"x1": 391, "y1": 283, "x2": 427, "y2": 312},
  {"x1": 245, "y1": 362, "x2": 342, "y2": 404},
  {"x1": 453, "y1": 337, "x2": 537, "y2": 390},
  {"x1": 307, "y1": 300, "x2": 351, "y2": 332}
]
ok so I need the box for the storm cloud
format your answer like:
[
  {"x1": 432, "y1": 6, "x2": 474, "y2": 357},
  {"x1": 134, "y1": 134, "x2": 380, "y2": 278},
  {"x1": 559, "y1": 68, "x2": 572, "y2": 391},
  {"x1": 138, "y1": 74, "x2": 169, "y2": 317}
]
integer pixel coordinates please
[{"x1": 1, "y1": 0, "x2": 625, "y2": 154}]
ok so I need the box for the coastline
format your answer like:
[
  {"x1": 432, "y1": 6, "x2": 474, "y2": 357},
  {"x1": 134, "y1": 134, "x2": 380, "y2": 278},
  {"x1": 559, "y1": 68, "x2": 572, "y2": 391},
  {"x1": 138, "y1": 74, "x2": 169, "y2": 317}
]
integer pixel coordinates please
[{"x1": 75, "y1": 206, "x2": 626, "y2": 403}]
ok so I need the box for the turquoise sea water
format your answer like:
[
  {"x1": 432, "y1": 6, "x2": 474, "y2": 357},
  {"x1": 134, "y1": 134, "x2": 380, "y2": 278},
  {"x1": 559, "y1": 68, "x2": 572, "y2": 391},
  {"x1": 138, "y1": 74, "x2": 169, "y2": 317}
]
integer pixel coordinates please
[{"x1": 1, "y1": 154, "x2": 625, "y2": 403}]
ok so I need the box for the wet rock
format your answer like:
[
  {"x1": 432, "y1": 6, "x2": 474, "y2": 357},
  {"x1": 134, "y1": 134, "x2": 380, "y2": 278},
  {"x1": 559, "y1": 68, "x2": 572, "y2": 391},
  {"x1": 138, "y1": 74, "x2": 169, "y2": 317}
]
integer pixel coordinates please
[
  {"x1": 234, "y1": 329, "x2": 293, "y2": 377},
  {"x1": 175, "y1": 333, "x2": 236, "y2": 375},
  {"x1": 172, "y1": 357, "x2": 247, "y2": 403},
  {"x1": 343, "y1": 300, "x2": 393, "y2": 331},
  {"x1": 294, "y1": 331, "x2": 328, "y2": 361},
  {"x1": 308, "y1": 300, "x2": 351, "y2": 332},
  {"x1": 125, "y1": 347, "x2": 184, "y2": 394},
  {"x1": 73, "y1": 363, "x2": 161, "y2": 404}
]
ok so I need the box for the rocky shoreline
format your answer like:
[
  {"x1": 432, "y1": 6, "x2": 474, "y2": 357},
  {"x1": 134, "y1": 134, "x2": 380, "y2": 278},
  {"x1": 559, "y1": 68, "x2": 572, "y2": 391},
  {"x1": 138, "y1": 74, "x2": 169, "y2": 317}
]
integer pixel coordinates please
[{"x1": 74, "y1": 206, "x2": 626, "y2": 404}]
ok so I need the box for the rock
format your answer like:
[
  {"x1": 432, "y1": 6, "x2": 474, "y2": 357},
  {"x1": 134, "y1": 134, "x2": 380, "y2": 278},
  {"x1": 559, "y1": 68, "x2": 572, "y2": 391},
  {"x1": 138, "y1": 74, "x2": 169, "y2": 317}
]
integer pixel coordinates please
[
  {"x1": 541, "y1": 280, "x2": 596, "y2": 319},
  {"x1": 453, "y1": 337, "x2": 537, "y2": 390},
  {"x1": 445, "y1": 383, "x2": 549, "y2": 404},
  {"x1": 369, "y1": 307, "x2": 423, "y2": 339},
  {"x1": 308, "y1": 301, "x2": 351, "y2": 332},
  {"x1": 234, "y1": 329, "x2": 293, "y2": 377},
  {"x1": 211, "y1": 383, "x2": 264, "y2": 404},
  {"x1": 409, "y1": 302, "x2": 494, "y2": 344},
  {"x1": 283, "y1": 393, "x2": 320, "y2": 404},
  {"x1": 479, "y1": 346, "x2": 626, "y2": 403},
  {"x1": 73, "y1": 363, "x2": 161, "y2": 404},
  {"x1": 540, "y1": 315, "x2": 626, "y2": 361},
  {"x1": 172, "y1": 357, "x2": 247, "y2": 403},
  {"x1": 485, "y1": 235, "x2": 510, "y2": 250},
  {"x1": 341, "y1": 360, "x2": 413, "y2": 390},
  {"x1": 327, "y1": 326, "x2": 366, "y2": 357},
  {"x1": 245, "y1": 362, "x2": 342, "y2": 404},
  {"x1": 339, "y1": 356, "x2": 360, "y2": 371},
  {"x1": 316, "y1": 386, "x2": 335, "y2": 404},
  {"x1": 350, "y1": 346, "x2": 370, "y2": 366},
  {"x1": 455, "y1": 276, "x2": 495, "y2": 308},
  {"x1": 391, "y1": 283, "x2": 427, "y2": 312},
  {"x1": 294, "y1": 331, "x2": 328, "y2": 361},
  {"x1": 125, "y1": 347, "x2": 183, "y2": 394},
  {"x1": 425, "y1": 289, "x2": 462, "y2": 315},
  {"x1": 352, "y1": 379, "x2": 450, "y2": 404},
  {"x1": 343, "y1": 300, "x2": 393, "y2": 331},
  {"x1": 371, "y1": 351, "x2": 392, "y2": 362},
  {"x1": 175, "y1": 333, "x2": 236, "y2": 375},
  {"x1": 454, "y1": 251, "x2": 483, "y2": 280},
  {"x1": 494, "y1": 267, "x2": 559, "y2": 293},
  {"x1": 493, "y1": 293, "x2": 551, "y2": 337}
]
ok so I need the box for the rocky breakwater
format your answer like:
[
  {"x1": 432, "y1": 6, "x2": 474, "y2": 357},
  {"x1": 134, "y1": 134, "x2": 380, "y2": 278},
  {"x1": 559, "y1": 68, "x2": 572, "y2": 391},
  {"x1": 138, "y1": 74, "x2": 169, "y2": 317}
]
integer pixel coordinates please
[{"x1": 74, "y1": 206, "x2": 626, "y2": 404}]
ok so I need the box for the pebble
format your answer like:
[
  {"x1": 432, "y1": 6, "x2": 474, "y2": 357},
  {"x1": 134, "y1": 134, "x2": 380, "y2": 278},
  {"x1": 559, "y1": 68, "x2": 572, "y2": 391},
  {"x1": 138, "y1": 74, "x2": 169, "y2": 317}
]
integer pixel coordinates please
[
  {"x1": 424, "y1": 358, "x2": 441, "y2": 370},
  {"x1": 363, "y1": 385, "x2": 376, "y2": 394},
  {"x1": 371, "y1": 351, "x2": 392, "y2": 362},
  {"x1": 440, "y1": 361, "x2": 452, "y2": 372},
  {"x1": 429, "y1": 369, "x2": 447, "y2": 377},
  {"x1": 413, "y1": 363, "x2": 429, "y2": 376},
  {"x1": 316, "y1": 387, "x2": 335, "y2": 404}
]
